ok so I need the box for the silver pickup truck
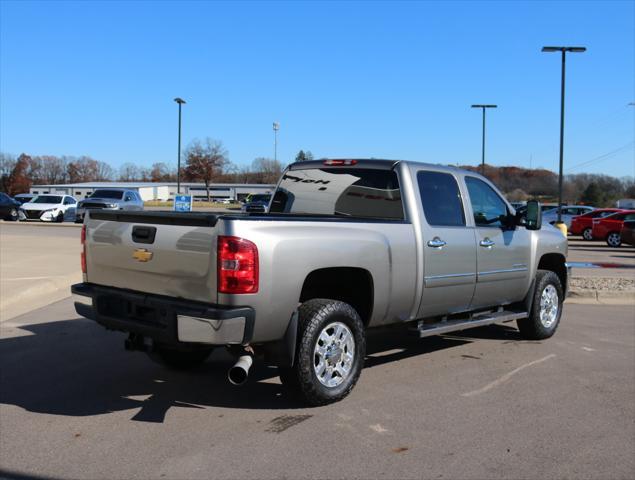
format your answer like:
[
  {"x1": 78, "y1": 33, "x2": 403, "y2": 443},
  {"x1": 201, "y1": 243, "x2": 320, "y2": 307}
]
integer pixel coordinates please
[{"x1": 72, "y1": 159, "x2": 568, "y2": 405}]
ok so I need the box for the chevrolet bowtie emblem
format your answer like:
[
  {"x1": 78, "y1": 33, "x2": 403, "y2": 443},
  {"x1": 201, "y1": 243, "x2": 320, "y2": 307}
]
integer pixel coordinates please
[{"x1": 133, "y1": 248, "x2": 153, "y2": 262}]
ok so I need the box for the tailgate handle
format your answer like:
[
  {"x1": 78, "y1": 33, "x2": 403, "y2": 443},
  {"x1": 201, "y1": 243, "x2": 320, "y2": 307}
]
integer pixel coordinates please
[{"x1": 132, "y1": 226, "x2": 157, "y2": 244}]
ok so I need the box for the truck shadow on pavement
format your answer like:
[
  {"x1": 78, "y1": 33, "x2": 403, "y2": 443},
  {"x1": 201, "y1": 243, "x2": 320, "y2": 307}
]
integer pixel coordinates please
[{"x1": 0, "y1": 317, "x2": 519, "y2": 422}]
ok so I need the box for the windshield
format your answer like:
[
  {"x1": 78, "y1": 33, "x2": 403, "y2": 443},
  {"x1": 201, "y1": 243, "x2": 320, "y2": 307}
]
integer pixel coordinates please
[
  {"x1": 270, "y1": 168, "x2": 404, "y2": 220},
  {"x1": 32, "y1": 195, "x2": 63, "y2": 204},
  {"x1": 90, "y1": 190, "x2": 124, "y2": 199},
  {"x1": 249, "y1": 194, "x2": 271, "y2": 203}
]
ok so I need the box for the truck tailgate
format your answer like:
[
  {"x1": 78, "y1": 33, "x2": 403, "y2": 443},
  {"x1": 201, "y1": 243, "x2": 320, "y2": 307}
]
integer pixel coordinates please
[{"x1": 85, "y1": 211, "x2": 222, "y2": 303}]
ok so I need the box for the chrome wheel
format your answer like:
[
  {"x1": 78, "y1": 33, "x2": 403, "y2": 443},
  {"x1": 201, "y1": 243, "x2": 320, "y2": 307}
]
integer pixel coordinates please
[
  {"x1": 607, "y1": 232, "x2": 621, "y2": 247},
  {"x1": 539, "y1": 284, "x2": 559, "y2": 328},
  {"x1": 313, "y1": 321, "x2": 355, "y2": 388},
  {"x1": 582, "y1": 228, "x2": 593, "y2": 241}
]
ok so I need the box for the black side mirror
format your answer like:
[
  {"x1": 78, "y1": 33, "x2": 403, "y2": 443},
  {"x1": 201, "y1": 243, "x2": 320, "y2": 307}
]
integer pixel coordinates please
[{"x1": 524, "y1": 200, "x2": 542, "y2": 230}]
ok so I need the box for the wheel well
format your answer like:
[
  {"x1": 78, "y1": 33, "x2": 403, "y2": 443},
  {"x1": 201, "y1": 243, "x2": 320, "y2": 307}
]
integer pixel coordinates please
[
  {"x1": 538, "y1": 253, "x2": 567, "y2": 294},
  {"x1": 299, "y1": 267, "x2": 374, "y2": 326}
]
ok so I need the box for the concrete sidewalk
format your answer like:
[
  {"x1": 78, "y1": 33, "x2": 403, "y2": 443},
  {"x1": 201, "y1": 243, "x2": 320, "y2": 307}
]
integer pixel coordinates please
[{"x1": 0, "y1": 223, "x2": 82, "y2": 322}]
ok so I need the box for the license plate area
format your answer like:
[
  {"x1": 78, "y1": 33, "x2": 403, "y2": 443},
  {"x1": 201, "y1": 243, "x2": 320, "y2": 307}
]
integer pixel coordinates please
[{"x1": 96, "y1": 295, "x2": 170, "y2": 329}]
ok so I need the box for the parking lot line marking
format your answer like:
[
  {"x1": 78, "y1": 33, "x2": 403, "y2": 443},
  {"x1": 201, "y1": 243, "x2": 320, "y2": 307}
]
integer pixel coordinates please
[{"x1": 461, "y1": 354, "x2": 556, "y2": 397}]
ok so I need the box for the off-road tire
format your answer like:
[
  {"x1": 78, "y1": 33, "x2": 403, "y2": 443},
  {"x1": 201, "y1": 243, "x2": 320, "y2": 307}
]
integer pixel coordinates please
[
  {"x1": 282, "y1": 298, "x2": 366, "y2": 406},
  {"x1": 148, "y1": 345, "x2": 213, "y2": 370},
  {"x1": 517, "y1": 270, "x2": 564, "y2": 340}
]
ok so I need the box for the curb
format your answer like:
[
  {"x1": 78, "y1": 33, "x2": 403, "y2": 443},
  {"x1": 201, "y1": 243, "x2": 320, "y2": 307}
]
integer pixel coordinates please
[
  {"x1": 567, "y1": 289, "x2": 634, "y2": 305},
  {"x1": 0, "y1": 271, "x2": 82, "y2": 323}
]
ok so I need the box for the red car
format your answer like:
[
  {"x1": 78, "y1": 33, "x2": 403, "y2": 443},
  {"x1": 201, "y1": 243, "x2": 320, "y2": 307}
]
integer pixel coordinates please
[
  {"x1": 591, "y1": 210, "x2": 635, "y2": 247},
  {"x1": 570, "y1": 208, "x2": 625, "y2": 240}
]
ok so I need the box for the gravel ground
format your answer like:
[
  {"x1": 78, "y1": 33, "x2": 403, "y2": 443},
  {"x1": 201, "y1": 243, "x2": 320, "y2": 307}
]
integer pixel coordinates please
[{"x1": 570, "y1": 276, "x2": 635, "y2": 292}]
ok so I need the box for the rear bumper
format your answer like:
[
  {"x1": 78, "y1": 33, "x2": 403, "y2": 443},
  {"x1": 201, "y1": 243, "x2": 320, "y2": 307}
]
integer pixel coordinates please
[{"x1": 71, "y1": 283, "x2": 254, "y2": 346}]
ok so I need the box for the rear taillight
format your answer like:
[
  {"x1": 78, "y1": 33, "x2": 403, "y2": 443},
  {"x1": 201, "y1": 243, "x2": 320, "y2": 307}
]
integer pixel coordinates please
[
  {"x1": 81, "y1": 225, "x2": 87, "y2": 273},
  {"x1": 217, "y1": 236, "x2": 259, "y2": 294}
]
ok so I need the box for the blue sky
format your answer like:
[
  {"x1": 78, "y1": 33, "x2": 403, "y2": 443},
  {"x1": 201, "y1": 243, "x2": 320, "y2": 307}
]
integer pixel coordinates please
[{"x1": 1, "y1": 0, "x2": 633, "y2": 177}]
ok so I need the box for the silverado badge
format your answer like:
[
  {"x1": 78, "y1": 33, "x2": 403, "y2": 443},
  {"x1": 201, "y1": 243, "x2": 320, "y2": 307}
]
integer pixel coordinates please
[{"x1": 133, "y1": 248, "x2": 153, "y2": 262}]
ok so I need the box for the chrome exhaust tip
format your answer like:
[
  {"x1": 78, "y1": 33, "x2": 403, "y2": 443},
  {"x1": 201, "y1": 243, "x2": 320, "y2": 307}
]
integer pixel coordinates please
[{"x1": 228, "y1": 354, "x2": 253, "y2": 386}]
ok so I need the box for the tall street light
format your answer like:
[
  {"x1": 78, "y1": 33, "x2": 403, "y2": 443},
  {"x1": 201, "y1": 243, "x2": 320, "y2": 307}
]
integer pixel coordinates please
[
  {"x1": 471, "y1": 104, "x2": 497, "y2": 175},
  {"x1": 174, "y1": 97, "x2": 186, "y2": 194},
  {"x1": 542, "y1": 46, "x2": 586, "y2": 224},
  {"x1": 273, "y1": 122, "x2": 280, "y2": 162}
]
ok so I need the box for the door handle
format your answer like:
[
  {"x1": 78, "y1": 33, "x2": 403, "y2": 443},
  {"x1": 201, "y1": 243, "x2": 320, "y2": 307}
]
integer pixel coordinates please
[
  {"x1": 479, "y1": 238, "x2": 495, "y2": 248},
  {"x1": 427, "y1": 237, "x2": 447, "y2": 248}
]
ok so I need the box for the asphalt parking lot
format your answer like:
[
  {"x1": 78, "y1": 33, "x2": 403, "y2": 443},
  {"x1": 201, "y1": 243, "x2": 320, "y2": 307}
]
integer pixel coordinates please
[
  {"x1": 0, "y1": 299, "x2": 633, "y2": 479},
  {"x1": 0, "y1": 222, "x2": 633, "y2": 479}
]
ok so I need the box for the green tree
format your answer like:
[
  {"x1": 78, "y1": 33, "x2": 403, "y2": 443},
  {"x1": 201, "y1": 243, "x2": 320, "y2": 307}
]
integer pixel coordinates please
[{"x1": 580, "y1": 182, "x2": 604, "y2": 206}]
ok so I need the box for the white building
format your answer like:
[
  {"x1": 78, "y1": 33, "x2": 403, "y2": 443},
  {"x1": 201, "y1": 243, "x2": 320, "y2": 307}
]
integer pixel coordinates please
[{"x1": 29, "y1": 182, "x2": 275, "y2": 202}]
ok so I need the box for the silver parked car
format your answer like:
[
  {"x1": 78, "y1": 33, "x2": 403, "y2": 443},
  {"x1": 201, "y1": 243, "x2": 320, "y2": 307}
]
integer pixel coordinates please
[
  {"x1": 75, "y1": 188, "x2": 144, "y2": 223},
  {"x1": 542, "y1": 205, "x2": 594, "y2": 229}
]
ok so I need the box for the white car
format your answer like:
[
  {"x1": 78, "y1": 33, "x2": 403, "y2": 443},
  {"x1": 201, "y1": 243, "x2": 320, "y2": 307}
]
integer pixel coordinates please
[
  {"x1": 20, "y1": 194, "x2": 77, "y2": 222},
  {"x1": 542, "y1": 205, "x2": 594, "y2": 228}
]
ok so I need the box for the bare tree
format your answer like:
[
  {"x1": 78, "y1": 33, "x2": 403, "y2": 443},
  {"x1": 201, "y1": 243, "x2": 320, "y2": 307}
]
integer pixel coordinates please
[
  {"x1": 184, "y1": 138, "x2": 229, "y2": 201},
  {"x1": 0, "y1": 153, "x2": 16, "y2": 193},
  {"x1": 38, "y1": 155, "x2": 68, "y2": 184},
  {"x1": 119, "y1": 162, "x2": 141, "y2": 182},
  {"x1": 251, "y1": 157, "x2": 283, "y2": 184}
]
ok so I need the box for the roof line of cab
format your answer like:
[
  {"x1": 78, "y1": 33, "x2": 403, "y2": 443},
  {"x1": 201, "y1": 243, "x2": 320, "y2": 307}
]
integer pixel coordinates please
[{"x1": 287, "y1": 158, "x2": 472, "y2": 175}]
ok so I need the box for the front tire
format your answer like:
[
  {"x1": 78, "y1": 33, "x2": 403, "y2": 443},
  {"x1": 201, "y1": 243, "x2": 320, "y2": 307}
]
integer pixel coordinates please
[
  {"x1": 517, "y1": 270, "x2": 564, "y2": 340},
  {"x1": 56, "y1": 211, "x2": 64, "y2": 223},
  {"x1": 606, "y1": 232, "x2": 621, "y2": 248},
  {"x1": 281, "y1": 299, "x2": 366, "y2": 406},
  {"x1": 582, "y1": 227, "x2": 593, "y2": 241}
]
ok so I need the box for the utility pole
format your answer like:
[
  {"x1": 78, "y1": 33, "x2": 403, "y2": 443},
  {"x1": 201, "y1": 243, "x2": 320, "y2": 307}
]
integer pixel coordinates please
[
  {"x1": 273, "y1": 122, "x2": 280, "y2": 162},
  {"x1": 541, "y1": 46, "x2": 586, "y2": 224},
  {"x1": 174, "y1": 97, "x2": 186, "y2": 194},
  {"x1": 471, "y1": 104, "x2": 497, "y2": 175}
]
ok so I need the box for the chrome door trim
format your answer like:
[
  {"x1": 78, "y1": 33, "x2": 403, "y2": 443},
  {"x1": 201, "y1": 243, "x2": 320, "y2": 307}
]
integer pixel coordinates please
[
  {"x1": 424, "y1": 272, "x2": 476, "y2": 288},
  {"x1": 478, "y1": 267, "x2": 528, "y2": 276}
]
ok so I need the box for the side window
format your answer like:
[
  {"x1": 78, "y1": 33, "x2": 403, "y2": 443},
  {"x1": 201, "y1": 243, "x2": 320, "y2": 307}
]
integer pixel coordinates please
[
  {"x1": 624, "y1": 213, "x2": 635, "y2": 221},
  {"x1": 124, "y1": 193, "x2": 133, "y2": 201},
  {"x1": 465, "y1": 177, "x2": 508, "y2": 228},
  {"x1": 417, "y1": 171, "x2": 465, "y2": 227}
]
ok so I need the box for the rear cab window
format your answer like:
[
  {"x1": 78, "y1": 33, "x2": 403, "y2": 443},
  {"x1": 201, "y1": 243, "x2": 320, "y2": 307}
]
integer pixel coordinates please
[
  {"x1": 270, "y1": 167, "x2": 404, "y2": 220},
  {"x1": 416, "y1": 171, "x2": 465, "y2": 227}
]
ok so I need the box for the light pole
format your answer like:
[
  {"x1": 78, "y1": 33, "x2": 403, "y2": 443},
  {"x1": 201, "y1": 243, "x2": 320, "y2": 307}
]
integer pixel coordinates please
[
  {"x1": 273, "y1": 121, "x2": 280, "y2": 162},
  {"x1": 174, "y1": 97, "x2": 186, "y2": 194},
  {"x1": 471, "y1": 104, "x2": 497, "y2": 175},
  {"x1": 541, "y1": 46, "x2": 586, "y2": 224}
]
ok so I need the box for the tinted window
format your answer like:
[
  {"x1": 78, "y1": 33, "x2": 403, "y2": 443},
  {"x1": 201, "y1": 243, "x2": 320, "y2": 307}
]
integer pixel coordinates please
[
  {"x1": 270, "y1": 168, "x2": 404, "y2": 220},
  {"x1": 32, "y1": 195, "x2": 63, "y2": 204},
  {"x1": 63, "y1": 197, "x2": 76, "y2": 205},
  {"x1": 624, "y1": 213, "x2": 635, "y2": 221},
  {"x1": 465, "y1": 177, "x2": 508, "y2": 227},
  {"x1": 90, "y1": 190, "x2": 124, "y2": 199},
  {"x1": 417, "y1": 171, "x2": 465, "y2": 227}
]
